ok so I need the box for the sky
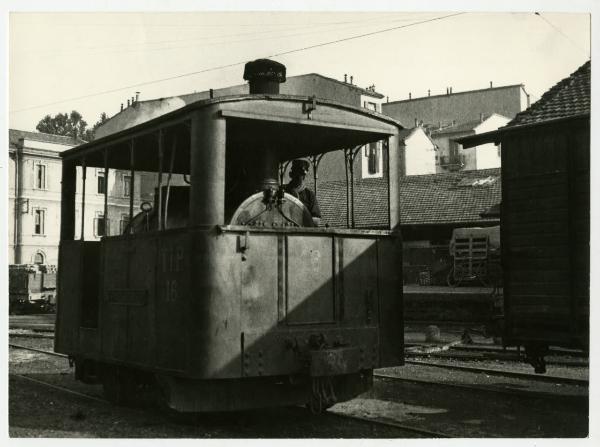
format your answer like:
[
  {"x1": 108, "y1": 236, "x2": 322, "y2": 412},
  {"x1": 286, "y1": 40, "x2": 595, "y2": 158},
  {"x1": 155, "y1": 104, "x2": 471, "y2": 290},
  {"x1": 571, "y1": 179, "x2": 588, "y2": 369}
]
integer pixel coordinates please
[{"x1": 7, "y1": 7, "x2": 592, "y2": 132}]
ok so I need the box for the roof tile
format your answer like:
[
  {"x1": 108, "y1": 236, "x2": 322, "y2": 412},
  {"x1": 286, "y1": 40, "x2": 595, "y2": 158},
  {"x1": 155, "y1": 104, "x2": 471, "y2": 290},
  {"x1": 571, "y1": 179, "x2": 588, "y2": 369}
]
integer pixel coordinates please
[
  {"x1": 508, "y1": 61, "x2": 590, "y2": 127},
  {"x1": 317, "y1": 168, "x2": 501, "y2": 228}
]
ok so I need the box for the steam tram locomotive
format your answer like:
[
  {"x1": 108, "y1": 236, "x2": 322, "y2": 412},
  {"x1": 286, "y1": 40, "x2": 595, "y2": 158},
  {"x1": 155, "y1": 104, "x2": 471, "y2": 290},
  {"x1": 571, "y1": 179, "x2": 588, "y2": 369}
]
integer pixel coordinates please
[{"x1": 55, "y1": 60, "x2": 404, "y2": 412}]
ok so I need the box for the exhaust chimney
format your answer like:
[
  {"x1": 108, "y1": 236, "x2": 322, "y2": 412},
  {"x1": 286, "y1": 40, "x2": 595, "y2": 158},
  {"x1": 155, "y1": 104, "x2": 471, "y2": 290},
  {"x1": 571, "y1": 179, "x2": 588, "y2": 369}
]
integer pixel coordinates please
[
  {"x1": 350, "y1": 75, "x2": 353, "y2": 85},
  {"x1": 121, "y1": 103, "x2": 124, "y2": 112},
  {"x1": 409, "y1": 92, "x2": 412, "y2": 100},
  {"x1": 135, "y1": 92, "x2": 140, "y2": 102},
  {"x1": 428, "y1": 89, "x2": 431, "y2": 97},
  {"x1": 127, "y1": 99, "x2": 130, "y2": 107},
  {"x1": 243, "y1": 59, "x2": 286, "y2": 94},
  {"x1": 344, "y1": 74, "x2": 348, "y2": 83},
  {"x1": 490, "y1": 81, "x2": 493, "y2": 88}
]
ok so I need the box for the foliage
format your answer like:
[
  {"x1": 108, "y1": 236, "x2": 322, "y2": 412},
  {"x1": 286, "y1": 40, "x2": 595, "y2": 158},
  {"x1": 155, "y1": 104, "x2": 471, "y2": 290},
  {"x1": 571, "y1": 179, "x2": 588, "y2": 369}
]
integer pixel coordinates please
[{"x1": 36, "y1": 111, "x2": 109, "y2": 142}]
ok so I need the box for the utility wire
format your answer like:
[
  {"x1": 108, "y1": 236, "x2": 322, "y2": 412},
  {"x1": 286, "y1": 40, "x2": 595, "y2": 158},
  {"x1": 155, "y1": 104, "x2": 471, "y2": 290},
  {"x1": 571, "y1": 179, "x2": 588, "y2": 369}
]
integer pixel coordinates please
[
  {"x1": 10, "y1": 12, "x2": 466, "y2": 114},
  {"x1": 534, "y1": 12, "x2": 589, "y2": 58},
  {"x1": 19, "y1": 13, "x2": 430, "y2": 55}
]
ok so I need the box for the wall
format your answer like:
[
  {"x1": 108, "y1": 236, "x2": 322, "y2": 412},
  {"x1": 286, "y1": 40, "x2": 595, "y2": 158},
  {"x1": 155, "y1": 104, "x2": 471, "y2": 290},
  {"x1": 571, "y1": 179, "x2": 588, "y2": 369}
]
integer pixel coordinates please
[
  {"x1": 8, "y1": 133, "x2": 142, "y2": 265},
  {"x1": 9, "y1": 144, "x2": 68, "y2": 265},
  {"x1": 474, "y1": 114, "x2": 510, "y2": 169},
  {"x1": 383, "y1": 85, "x2": 527, "y2": 128},
  {"x1": 404, "y1": 129, "x2": 437, "y2": 176}
]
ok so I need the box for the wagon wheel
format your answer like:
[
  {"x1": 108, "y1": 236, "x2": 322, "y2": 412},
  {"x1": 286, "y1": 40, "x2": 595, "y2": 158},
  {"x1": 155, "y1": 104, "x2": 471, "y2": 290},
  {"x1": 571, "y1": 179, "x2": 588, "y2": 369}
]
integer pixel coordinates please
[{"x1": 446, "y1": 267, "x2": 459, "y2": 287}]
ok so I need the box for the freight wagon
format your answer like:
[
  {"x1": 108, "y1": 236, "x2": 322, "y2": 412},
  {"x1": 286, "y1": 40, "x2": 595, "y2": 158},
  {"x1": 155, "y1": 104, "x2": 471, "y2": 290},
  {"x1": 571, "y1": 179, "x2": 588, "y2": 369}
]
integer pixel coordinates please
[{"x1": 458, "y1": 61, "x2": 590, "y2": 372}]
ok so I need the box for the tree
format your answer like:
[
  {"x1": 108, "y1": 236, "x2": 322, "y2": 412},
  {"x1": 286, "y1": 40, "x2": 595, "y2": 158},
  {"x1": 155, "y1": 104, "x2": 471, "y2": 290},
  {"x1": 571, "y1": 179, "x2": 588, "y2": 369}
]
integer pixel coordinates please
[
  {"x1": 84, "y1": 112, "x2": 110, "y2": 142},
  {"x1": 36, "y1": 110, "x2": 109, "y2": 142}
]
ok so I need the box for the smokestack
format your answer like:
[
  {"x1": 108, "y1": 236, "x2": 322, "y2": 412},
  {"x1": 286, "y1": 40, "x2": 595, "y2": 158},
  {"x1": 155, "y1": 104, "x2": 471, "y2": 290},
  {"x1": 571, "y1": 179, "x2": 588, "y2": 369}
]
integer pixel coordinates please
[
  {"x1": 490, "y1": 81, "x2": 493, "y2": 88},
  {"x1": 386, "y1": 96, "x2": 389, "y2": 103},
  {"x1": 121, "y1": 103, "x2": 124, "y2": 112},
  {"x1": 127, "y1": 99, "x2": 130, "y2": 107},
  {"x1": 344, "y1": 74, "x2": 347, "y2": 83},
  {"x1": 243, "y1": 59, "x2": 286, "y2": 94},
  {"x1": 449, "y1": 87, "x2": 453, "y2": 94},
  {"x1": 209, "y1": 89, "x2": 214, "y2": 99},
  {"x1": 135, "y1": 92, "x2": 140, "y2": 102},
  {"x1": 409, "y1": 92, "x2": 412, "y2": 100},
  {"x1": 428, "y1": 89, "x2": 431, "y2": 97},
  {"x1": 446, "y1": 87, "x2": 449, "y2": 95},
  {"x1": 350, "y1": 75, "x2": 353, "y2": 85},
  {"x1": 131, "y1": 96, "x2": 135, "y2": 105}
]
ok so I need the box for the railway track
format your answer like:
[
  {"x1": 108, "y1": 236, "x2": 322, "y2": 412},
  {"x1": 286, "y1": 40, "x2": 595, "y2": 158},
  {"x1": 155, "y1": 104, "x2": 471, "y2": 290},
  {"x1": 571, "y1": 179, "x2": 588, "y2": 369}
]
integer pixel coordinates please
[
  {"x1": 326, "y1": 411, "x2": 451, "y2": 438},
  {"x1": 373, "y1": 373, "x2": 586, "y2": 405},
  {"x1": 401, "y1": 359, "x2": 588, "y2": 386},
  {"x1": 10, "y1": 342, "x2": 587, "y2": 387},
  {"x1": 8, "y1": 343, "x2": 451, "y2": 438}
]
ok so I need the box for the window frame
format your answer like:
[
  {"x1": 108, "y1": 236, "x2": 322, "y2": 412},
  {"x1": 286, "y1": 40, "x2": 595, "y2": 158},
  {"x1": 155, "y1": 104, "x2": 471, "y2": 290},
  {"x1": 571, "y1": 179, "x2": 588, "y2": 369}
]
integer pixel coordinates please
[
  {"x1": 33, "y1": 162, "x2": 47, "y2": 190},
  {"x1": 33, "y1": 208, "x2": 46, "y2": 235},
  {"x1": 97, "y1": 170, "x2": 106, "y2": 195},
  {"x1": 361, "y1": 141, "x2": 383, "y2": 179}
]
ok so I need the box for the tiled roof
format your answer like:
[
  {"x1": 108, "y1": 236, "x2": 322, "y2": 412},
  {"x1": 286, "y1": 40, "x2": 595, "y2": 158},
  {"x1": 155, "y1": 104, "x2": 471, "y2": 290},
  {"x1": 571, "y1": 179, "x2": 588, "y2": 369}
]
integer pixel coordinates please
[
  {"x1": 9, "y1": 129, "x2": 85, "y2": 148},
  {"x1": 431, "y1": 118, "x2": 485, "y2": 135},
  {"x1": 508, "y1": 60, "x2": 590, "y2": 127},
  {"x1": 318, "y1": 168, "x2": 501, "y2": 228}
]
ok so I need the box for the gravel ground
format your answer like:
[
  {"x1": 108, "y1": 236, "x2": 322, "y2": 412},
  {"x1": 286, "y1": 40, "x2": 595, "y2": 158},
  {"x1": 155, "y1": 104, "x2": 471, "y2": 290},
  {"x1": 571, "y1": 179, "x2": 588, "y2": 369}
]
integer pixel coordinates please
[
  {"x1": 330, "y1": 374, "x2": 588, "y2": 437},
  {"x1": 8, "y1": 334, "x2": 410, "y2": 438},
  {"x1": 9, "y1": 326, "x2": 589, "y2": 438}
]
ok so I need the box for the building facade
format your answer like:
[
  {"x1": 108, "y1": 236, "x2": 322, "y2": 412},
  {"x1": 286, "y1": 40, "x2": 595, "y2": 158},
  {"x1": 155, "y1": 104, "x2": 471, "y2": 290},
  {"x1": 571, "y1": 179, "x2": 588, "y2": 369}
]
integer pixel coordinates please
[
  {"x1": 430, "y1": 113, "x2": 510, "y2": 172},
  {"x1": 382, "y1": 84, "x2": 529, "y2": 128},
  {"x1": 382, "y1": 84, "x2": 529, "y2": 172},
  {"x1": 8, "y1": 129, "x2": 140, "y2": 265}
]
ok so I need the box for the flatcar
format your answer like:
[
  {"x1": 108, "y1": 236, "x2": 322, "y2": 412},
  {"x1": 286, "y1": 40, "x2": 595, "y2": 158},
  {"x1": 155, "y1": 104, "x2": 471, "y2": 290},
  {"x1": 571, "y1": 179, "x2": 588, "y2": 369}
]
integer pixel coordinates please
[{"x1": 55, "y1": 59, "x2": 404, "y2": 412}]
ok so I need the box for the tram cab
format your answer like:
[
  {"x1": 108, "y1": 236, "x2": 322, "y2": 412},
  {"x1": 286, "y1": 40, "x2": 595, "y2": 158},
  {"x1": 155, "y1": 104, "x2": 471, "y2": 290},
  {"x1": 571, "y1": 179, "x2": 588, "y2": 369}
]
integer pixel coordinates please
[{"x1": 55, "y1": 59, "x2": 404, "y2": 412}]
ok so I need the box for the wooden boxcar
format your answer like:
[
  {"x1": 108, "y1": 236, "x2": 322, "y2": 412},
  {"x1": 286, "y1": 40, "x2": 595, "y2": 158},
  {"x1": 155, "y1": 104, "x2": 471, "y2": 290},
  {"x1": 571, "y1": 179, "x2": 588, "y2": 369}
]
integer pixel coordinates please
[{"x1": 458, "y1": 61, "x2": 590, "y2": 372}]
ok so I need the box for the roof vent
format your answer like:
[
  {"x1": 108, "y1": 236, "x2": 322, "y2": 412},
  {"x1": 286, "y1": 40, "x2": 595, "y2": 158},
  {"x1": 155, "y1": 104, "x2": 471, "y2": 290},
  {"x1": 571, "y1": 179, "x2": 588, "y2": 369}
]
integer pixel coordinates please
[{"x1": 243, "y1": 59, "x2": 286, "y2": 94}]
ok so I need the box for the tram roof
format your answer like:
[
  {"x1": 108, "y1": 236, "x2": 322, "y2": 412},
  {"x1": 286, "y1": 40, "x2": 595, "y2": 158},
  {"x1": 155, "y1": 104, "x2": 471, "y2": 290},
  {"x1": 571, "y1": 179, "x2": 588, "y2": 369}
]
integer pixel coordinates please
[{"x1": 61, "y1": 94, "x2": 403, "y2": 167}]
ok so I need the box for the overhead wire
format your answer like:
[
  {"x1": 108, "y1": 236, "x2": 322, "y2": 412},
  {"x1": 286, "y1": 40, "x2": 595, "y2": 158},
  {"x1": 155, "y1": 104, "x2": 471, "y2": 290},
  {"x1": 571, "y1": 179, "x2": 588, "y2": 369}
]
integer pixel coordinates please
[
  {"x1": 17, "y1": 13, "x2": 436, "y2": 56},
  {"x1": 534, "y1": 12, "x2": 589, "y2": 58},
  {"x1": 10, "y1": 12, "x2": 466, "y2": 114}
]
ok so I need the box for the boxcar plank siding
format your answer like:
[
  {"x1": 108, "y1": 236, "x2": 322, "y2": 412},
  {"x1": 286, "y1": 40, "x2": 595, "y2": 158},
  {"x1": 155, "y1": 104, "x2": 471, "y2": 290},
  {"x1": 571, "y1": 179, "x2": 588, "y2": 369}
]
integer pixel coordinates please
[{"x1": 502, "y1": 118, "x2": 589, "y2": 349}]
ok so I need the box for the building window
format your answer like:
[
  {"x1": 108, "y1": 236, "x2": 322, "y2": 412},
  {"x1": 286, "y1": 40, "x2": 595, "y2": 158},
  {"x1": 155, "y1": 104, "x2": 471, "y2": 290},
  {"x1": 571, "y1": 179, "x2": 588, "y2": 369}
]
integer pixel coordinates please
[
  {"x1": 364, "y1": 101, "x2": 378, "y2": 112},
  {"x1": 34, "y1": 209, "x2": 45, "y2": 235},
  {"x1": 33, "y1": 252, "x2": 45, "y2": 265},
  {"x1": 34, "y1": 163, "x2": 46, "y2": 190},
  {"x1": 119, "y1": 214, "x2": 130, "y2": 234},
  {"x1": 97, "y1": 171, "x2": 106, "y2": 194},
  {"x1": 362, "y1": 141, "x2": 383, "y2": 178},
  {"x1": 123, "y1": 175, "x2": 131, "y2": 197},
  {"x1": 94, "y1": 214, "x2": 108, "y2": 237}
]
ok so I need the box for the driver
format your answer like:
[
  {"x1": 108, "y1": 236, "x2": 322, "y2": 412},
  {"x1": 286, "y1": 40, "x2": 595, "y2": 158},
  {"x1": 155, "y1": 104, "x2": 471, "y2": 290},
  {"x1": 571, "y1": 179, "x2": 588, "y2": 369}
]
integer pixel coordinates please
[{"x1": 284, "y1": 159, "x2": 321, "y2": 226}]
